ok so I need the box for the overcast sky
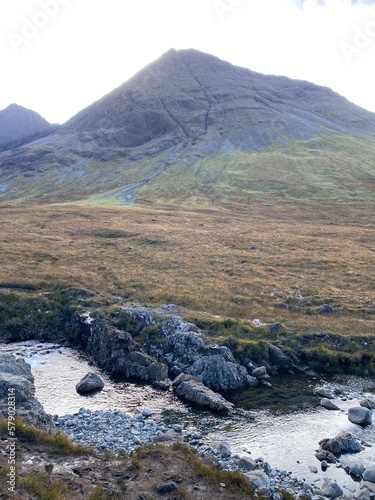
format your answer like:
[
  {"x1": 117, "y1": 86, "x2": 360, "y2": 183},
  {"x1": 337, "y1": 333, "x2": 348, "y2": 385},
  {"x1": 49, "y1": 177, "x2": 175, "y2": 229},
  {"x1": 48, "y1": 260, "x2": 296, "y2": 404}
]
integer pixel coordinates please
[{"x1": 1, "y1": 0, "x2": 375, "y2": 124}]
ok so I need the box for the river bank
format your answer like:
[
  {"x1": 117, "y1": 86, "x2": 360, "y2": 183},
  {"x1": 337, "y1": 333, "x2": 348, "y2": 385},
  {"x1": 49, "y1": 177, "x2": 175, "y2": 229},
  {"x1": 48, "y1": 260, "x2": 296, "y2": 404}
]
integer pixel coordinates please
[{"x1": 1, "y1": 340, "x2": 374, "y2": 498}]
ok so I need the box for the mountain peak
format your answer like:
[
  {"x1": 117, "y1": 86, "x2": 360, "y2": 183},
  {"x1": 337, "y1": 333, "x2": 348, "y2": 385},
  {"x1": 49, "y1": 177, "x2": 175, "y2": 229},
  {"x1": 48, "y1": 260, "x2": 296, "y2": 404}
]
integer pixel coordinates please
[{"x1": 0, "y1": 104, "x2": 52, "y2": 151}]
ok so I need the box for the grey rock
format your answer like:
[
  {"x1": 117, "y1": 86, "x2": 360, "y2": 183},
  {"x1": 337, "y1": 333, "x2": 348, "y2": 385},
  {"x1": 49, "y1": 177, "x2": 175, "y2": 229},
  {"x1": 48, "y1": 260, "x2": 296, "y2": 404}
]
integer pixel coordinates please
[
  {"x1": 238, "y1": 456, "x2": 257, "y2": 471},
  {"x1": 318, "y1": 432, "x2": 364, "y2": 455},
  {"x1": 216, "y1": 442, "x2": 231, "y2": 457},
  {"x1": 360, "y1": 398, "x2": 375, "y2": 410},
  {"x1": 355, "y1": 488, "x2": 371, "y2": 500},
  {"x1": 245, "y1": 470, "x2": 271, "y2": 489},
  {"x1": 268, "y1": 344, "x2": 292, "y2": 371},
  {"x1": 348, "y1": 407, "x2": 372, "y2": 426},
  {"x1": 363, "y1": 467, "x2": 375, "y2": 483},
  {"x1": 252, "y1": 366, "x2": 269, "y2": 380},
  {"x1": 360, "y1": 481, "x2": 375, "y2": 493},
  {"x1": 320, "y1": 478, "x2": 343, "y2": 498},
  {"x1": 350, "y1": 463, "x2": 365, "y2": 478},
  {"x1": 173, "y1": 374, "x2": 234, "y2": 412},
  {"x1": 0, "y1": 354, "x2": 55, "y2": 432},
  {"x1": 320, "y1": 398, "x2": 341, "y2": 411},
  {"x1": 71, "y1": 312, "x2": 168, "y2": 384},
  {"x1": 319, "y1": 304, "x2": 334, "y2": 315},
  {"x1": 269, "y1": 322, "x2": 282, "y2": 333},
  {"x1": 314, "y1": 387, "x2": 335, "y2": 399},
  {"x1": 76, "y1": 372, "x2": 104, "y2": 394},
  {"x1": 309, "y1": 466, "x2": 318, "y2": 473}
]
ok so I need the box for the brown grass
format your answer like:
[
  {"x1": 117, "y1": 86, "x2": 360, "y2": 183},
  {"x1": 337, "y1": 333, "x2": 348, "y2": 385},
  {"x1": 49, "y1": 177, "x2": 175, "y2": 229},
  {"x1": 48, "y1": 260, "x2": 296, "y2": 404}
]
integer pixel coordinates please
[{"x1": 0, "y1": 200, "x2": 374, "y2": 339}]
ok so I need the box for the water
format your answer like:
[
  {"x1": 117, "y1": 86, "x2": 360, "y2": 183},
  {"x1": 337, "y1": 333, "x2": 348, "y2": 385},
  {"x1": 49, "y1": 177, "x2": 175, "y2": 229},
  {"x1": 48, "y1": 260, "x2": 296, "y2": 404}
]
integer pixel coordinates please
[{"x1": 1, "y1": 341, "x2": 374, "y2": 495}]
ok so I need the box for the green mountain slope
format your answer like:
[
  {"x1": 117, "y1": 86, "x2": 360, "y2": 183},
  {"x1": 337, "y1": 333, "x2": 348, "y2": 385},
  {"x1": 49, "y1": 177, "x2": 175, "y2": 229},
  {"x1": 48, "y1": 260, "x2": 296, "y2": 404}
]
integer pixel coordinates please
[{"x1": 0, "y1": 49, "x2": 374, "y2": 207}]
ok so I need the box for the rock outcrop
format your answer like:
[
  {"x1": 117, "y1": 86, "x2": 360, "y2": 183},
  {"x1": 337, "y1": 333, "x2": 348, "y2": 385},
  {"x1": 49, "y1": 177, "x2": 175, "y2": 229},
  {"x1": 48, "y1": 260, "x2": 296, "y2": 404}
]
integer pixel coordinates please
[
  {"x1": 120, "y1": 308, "x2": 257, "y2": 393},
  {"x1": 318, "y1": 433, "x2": 364, "y2": 455},
  {"x1": 72, "y1": 312, "x2": 168, "y2": 384},
  {"x1": 268, "y1": 344, "x2": 292, "y2": 372},
  {"x1": 172, "y1": 374, "x2": 234, "y2": 412},
  {"x1": 0, "y1": 354, "x2": 55, "y2": 432}
]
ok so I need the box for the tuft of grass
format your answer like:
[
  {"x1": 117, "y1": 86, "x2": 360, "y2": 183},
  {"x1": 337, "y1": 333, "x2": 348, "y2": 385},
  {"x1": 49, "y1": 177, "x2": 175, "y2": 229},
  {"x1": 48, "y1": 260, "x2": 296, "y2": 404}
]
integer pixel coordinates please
[
  {"x1": 0, "y1": 418, "x2": 93, "y2": 455},
  {"x1": 19, "y1": 473, "x2": 68, "y2": 500}
]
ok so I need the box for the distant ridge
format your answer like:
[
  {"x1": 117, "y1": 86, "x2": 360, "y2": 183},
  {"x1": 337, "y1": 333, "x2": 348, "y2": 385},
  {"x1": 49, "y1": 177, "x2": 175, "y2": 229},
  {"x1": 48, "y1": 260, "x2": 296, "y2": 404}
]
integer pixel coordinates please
[
  {"x1": 0, "y1": 104, "x2": 54, "y2": 152},
  {"x1": 0, "y1": 49, "x2": 375, "y2": 206}
]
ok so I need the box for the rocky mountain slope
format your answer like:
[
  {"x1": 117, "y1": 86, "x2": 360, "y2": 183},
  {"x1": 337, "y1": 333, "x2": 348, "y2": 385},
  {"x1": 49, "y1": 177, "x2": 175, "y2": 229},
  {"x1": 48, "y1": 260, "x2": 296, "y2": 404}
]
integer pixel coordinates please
[
  {"x1": 0, "y1": 104, "x2": 53, "y2": 152},
  {"x1": 1, "y1": 49, "x2": 375, "y2": 205}
]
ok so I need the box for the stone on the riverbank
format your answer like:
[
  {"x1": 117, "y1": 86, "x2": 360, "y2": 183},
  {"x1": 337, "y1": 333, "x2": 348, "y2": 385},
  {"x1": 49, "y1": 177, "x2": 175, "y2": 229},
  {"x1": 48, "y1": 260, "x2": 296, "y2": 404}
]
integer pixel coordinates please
[
  {"x1": 349, "y1": 463, "x2": 365, "y2": 478},
  {"x1": 320, "y1": 478, "x2": 343, "y2": 498},
  {"x1": 348, "y1": 407, "x2": 372, "y2": 426},
  {"x1": 355, "y1": 488, "x2": 371, "y2": 500},
  {"x1": 314, "y1": 387, "x2": 335, "y2": 399},
  {"x1": 268, "y1": 344, "x2": 292, "y2": 371},
  {"x1": 320, "y1": 398, "x2": 341, "y2": 411},
  {"x1": 173, "y1": 373, "x2": 234, "y2": 412},
  {"x1": 319, "y1": 432, "x2": 364, "y2": 455},
  {"x1": 76, "y1": 372, "x2": 104, "y2": 394},
  {"x1": 252, "y1": 366, "x2": 269, "y2": 381},
  {"x1": 315, "y1": 449, "x2": 338, "y2": 463},
  {"x1": 363, "y1": 467, "x2": 375, "y2": 483},
  {"x1": 360, "y1": 398, "x2": 375, "y2": 410},
  {"x1": 216, "y1": 442, "x2": 231, "y2": 457},
  {"x1": 360, "y1": 481, "x2": 375, "y2": 493},
  {"x1": 239, "y1": 456, "x2": 257, "y2": 471},
  {"x1": 245, "y1": 470, "x2": 271, "y2": 489},
  {"x1": 309, "y1": 466, "x2": 318, "y2": 474}
]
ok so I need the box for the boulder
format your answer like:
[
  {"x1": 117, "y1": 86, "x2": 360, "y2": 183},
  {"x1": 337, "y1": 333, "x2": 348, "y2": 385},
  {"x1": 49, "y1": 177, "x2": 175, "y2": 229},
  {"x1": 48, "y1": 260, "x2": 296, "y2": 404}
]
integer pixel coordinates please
[
  {"x1": 76, "y1": 372, "x2": 104, "y2": 394},
  {"x1": 355, "y1": 488, "x2": 371, "y2": 500},
  {"x1": 245, "y1": 470, "x2": 270, "y2": 489},
  {"x1": 0, "y1": 354, "x2": 55, "y2": 432},
  {"x1": 363, "y1": 467, "x2": 375, "y2": 483},
  {"x1": 216, "y1": 442, "x2": 231, "y2": 457},
  {"x1": 360, "y1": 481, "x2": 375, "y2": 493},
  {"x1": 188, "y1": 355, "x2": 257, "y2": 392},
  {"x1": 172, "y1": 374, "x2": 234, "y2": 412},
  {"x1": 349, "y1": 463, "x2": 365, "y2": 478},
  {"x1": 239, "y1": 456, "x2": 257, "y2": 471},
  {"x1": 320, "y1": 398, "x2": 341, "y2": 411},
  {"x1": 360, "y1": 398, "x2": 375, "y2": 410},
  {"x1": 268, "y1": 344, "x2": 292, "y2": 371},
  {"x1": 315, "y1": 449, "x2": 338, "y2": 463},
  {"x1": 320, "y1": 478, "x2": 343, "y2": 498},
  {"x1": 318, "y1": 433, "x2": 364, "y2": 455},
  {"x1": 319, "y1": 304, "x2": 334, "y2": 315},
  {"x1": 348, "y1": 407, "x2": 372, "y2": 426},
  {"x1": 314, "y1": 387, "x2": 335, "y2": 399},
  {"x1": 252, "y1": 366, "x2": 269, "y2": 380}
]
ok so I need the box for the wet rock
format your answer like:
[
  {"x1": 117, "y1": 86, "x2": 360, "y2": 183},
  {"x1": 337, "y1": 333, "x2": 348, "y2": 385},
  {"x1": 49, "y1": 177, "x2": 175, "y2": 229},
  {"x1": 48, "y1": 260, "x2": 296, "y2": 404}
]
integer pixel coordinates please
[
  {"x1": 246, "y1": 470, "x2": 270, "y2": 489},
  {"x1": 318, "y1": 432, "x2": 364, "y2": 455},
  {"x1": 76, "y1": 372, "x2": 104, "y2": 394},
  {"x1": 315, "y1": 450, "x2": 337, "y2": 464},
  {"x1": 0, "y1": 354, "x2": 55, "y2": 432},
  {"x1": 360, "y1": 398, "x2": 375, "y2": 410},
  {"x1": 216, "y1": 442, "x2": 231, "y2": 457},
  {"x1": 238, "y1": 456, "x2": 257, "y2": 471},
  {"x1": 252, "y1": 366, "x2": 270, "y2": 381},
  {"x1": 363, "y1": 467, "x2": 375, "y2": 483},
  {"x1": 320, "y1": 478, "x2": 343, "y2": 498},
  {"x1": 314, "y1": 387, "x2": 335, "y2": 399},
  {"x1": 172, "y1": 373, "x2": 234, "y2": 412},
  {"x1": 268, "y1": 344, "x2": 292, "y2": 371},
  {"x1": 360, "y1": 481, "x2": 375, "y2": 493},
  {"x1": 309, "y1": 466, "x2": 318, "y2": 474},
  {"x1": 320, "y1": 398, "x2": 341, "y2": 411},
  {"x1": 349, "y1": 463, "x2": 365, "y2": 478},
  {"x1": 348, "y1": 407, "x2": 372, "y2": 426},
  {"x1": 355, "y1": 488, "x2": 371, "y2": 500}
]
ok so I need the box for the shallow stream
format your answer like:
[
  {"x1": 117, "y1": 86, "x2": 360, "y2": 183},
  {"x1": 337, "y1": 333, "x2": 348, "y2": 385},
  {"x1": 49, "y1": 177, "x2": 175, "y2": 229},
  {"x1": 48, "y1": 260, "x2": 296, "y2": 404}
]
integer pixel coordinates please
[{"x1": 2, "y1": 340, "x2": 374, "y2": 495}]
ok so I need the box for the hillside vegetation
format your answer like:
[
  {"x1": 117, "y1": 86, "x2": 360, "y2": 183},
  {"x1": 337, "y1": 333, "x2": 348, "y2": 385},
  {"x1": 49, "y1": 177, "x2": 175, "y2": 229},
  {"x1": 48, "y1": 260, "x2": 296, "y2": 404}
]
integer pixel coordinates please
[{"x1": 0, "y1": 200, "x2": 374, "y2": 374}]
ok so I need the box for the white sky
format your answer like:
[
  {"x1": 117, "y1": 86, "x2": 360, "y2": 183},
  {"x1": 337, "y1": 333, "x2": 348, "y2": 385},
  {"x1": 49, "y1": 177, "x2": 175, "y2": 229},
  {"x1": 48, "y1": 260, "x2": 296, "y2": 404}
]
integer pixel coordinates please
[{"x1": 1, "y1": 0, "x2": 375, "y2": 124}]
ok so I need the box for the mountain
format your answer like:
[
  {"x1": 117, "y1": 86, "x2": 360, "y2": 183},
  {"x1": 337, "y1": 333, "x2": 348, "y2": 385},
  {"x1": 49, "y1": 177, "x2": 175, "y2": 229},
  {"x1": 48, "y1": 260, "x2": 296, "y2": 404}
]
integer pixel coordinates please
[
  {"x1": 0, "y1": 104, "x2": 54, "y2": 152},
  {"x1": 1, "y1": 49, "x2": 375, "y2": 206}
]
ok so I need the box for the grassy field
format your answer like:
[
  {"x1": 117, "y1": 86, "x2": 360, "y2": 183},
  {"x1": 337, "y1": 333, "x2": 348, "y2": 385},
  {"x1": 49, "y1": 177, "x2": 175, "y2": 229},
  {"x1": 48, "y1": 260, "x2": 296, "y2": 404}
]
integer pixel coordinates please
[{"x1": 0, "y1": 199, "x2": 374, "y2": 372}]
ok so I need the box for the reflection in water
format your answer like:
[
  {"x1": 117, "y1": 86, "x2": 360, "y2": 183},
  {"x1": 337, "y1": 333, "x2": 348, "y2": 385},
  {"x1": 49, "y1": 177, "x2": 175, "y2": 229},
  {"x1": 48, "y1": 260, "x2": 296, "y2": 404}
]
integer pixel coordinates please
[{"x1": 1, "y1": 341, "x2": 374, "y2": 495}]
